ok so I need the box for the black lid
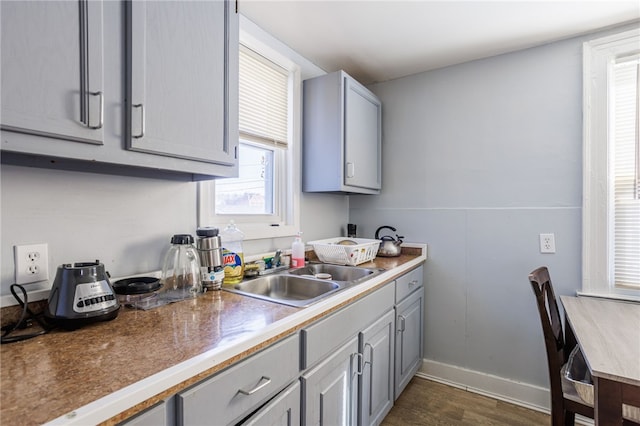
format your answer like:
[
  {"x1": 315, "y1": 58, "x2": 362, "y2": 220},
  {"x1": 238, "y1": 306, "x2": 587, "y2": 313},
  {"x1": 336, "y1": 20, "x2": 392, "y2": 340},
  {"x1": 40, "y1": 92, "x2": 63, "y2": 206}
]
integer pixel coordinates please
[
  {"x1": 170, "y1": 234, "x2": 194, "y2": 245},
  {"x1": 112, "y1": 277, "x2": 162, "y2": 295},
  {"x1": 196, "y1": 227, "x2": 219, "y2": 237}
]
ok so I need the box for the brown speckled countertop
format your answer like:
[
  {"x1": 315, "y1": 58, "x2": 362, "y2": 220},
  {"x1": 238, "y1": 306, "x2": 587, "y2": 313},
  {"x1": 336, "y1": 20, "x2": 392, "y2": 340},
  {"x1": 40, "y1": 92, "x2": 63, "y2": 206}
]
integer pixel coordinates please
[{"x1": 1, "y1": 248, "x2": 425, "y2": 425}]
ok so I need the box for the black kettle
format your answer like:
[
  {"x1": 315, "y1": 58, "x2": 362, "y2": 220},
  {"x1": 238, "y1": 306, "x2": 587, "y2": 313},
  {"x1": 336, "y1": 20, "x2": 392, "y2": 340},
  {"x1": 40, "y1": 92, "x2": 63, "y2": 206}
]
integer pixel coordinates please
[{"x1": 375, "y1": 226, "x2": 403, "y2": 257}]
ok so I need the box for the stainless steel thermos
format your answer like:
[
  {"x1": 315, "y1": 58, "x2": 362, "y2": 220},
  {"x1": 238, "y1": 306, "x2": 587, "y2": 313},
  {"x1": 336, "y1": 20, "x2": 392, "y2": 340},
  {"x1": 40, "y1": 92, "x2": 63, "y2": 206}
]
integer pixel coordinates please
[{"x1": 196, "y1": 227, "x2": 225, "y2": 290}]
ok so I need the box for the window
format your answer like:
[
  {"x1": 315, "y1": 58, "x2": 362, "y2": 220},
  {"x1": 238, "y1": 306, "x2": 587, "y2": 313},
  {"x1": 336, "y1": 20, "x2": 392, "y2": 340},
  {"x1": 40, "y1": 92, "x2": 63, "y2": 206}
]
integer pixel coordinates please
[
  {"x1": 583, "y1": 29, "x2": 640, "y2": 300},
  {"x1": 199, "y1": 40, "x2": 301, "y2": 240}
]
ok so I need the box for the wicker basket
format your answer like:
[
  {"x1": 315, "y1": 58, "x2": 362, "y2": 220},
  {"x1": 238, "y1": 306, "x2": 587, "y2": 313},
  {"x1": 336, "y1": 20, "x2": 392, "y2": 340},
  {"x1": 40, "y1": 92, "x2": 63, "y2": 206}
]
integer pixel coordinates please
[
  {"x1": 308, "y1": 238, "x2": 381, "y2": 266},
  {"x1": 565, "y1": 346, "x2": 640, "y2": 421}
]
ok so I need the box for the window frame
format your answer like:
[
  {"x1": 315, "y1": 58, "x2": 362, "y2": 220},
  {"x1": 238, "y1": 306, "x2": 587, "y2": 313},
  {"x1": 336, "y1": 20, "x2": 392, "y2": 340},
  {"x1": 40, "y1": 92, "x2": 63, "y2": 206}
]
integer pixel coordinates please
[
  {"x1": 582, "y1": 28, "x2": 640, "y2": 301},
  {"x1": 198, "y1": 26, "x2": 301, "y2": 241}
]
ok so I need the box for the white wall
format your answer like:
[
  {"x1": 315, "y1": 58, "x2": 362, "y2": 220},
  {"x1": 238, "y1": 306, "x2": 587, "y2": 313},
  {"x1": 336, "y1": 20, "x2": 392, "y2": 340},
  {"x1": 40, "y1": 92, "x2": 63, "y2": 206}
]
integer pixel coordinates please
[
  {"x1": 351, "y1": 23, "x2": 637, "y2": 391},
  {"x1": 0, "y1": 164, "x2": 347, "y2": 300}
]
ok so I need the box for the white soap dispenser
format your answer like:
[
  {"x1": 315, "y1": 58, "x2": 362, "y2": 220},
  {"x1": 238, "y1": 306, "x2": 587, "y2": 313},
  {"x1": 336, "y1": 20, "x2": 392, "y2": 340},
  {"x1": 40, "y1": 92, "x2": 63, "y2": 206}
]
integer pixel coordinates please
[{"x1": 291, "y1": 232, "x2": 305, "y2": 268}]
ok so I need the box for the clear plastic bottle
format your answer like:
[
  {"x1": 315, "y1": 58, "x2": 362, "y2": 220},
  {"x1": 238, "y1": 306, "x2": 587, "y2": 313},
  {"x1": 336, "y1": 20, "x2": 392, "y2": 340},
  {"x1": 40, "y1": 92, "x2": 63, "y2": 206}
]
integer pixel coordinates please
[
  {"x1": 291, "y1": 232, "x2": 305, "y2": 268},
  {"x1": 160, "y1": 234, "x2": 202, "y2": 297},
  {"x1": 220, "y1": 221, "x2": 245, "y2": 285}
]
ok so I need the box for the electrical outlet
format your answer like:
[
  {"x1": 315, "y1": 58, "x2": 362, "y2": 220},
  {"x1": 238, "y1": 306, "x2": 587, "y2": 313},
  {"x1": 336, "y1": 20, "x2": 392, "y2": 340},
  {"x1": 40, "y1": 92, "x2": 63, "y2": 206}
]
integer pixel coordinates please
[
  {"x1": 14, "y1": 243, "x2": 49, "y2": 284},
  {"x1": 539, "y1": 233, "x2": 556, "y2": 254}
]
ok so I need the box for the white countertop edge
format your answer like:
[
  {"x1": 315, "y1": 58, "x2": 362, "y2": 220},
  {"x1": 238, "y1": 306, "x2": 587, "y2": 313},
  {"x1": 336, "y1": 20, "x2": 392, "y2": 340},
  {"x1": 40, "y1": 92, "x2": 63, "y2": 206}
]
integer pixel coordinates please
[{"x1": 45, "y1": 245, "x2": 427, "y2": 425}]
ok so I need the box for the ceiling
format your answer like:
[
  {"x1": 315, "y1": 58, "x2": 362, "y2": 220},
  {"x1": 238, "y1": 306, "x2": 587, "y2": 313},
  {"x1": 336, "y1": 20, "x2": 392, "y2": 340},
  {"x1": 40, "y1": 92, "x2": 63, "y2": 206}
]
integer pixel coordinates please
[{"x1": 238, "y1": 1, "x2": 640, "y2": 84}]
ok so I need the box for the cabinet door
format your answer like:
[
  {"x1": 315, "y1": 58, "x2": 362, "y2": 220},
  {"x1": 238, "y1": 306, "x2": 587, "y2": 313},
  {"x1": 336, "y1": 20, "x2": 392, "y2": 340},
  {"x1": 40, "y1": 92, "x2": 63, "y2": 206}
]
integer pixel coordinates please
[
  {"x1": 241, "y1": 381, "x2": 300, "y2": 426},
  {"x1": 128, "y1": 0, "x2": 237, "y2": 166},
  {"x1": 395, "y1": 265, "x2": 423, "y2": 304},
  {"x1": 395, "y1": 287, "x2": 424, "y2": 399},
  {"x1": 359, "y1": 309, "x2": 395, "y2": 426},
  {"x1": 302, "y1": 336, "x2": 359, "y2": 426},
  {"x1": 118, "y1": 400, "x2": 171, "y2": 426},
  {"x1": 1, "y1": 0, "x2": 104, "y2": 144},
  {"x1": 301, "y1": 284, "x2": 394, "y2": 369},
  {"x1": 344, "y1": 76, "x2": 381, "y2": 191}
]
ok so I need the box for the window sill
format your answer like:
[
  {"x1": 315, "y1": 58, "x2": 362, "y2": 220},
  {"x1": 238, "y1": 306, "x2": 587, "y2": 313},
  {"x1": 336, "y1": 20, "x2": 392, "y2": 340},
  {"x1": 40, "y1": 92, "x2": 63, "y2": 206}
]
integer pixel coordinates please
[
  {"x1": 576, "y1": 291, "x2": 640, "y2": 303},
  {"x1": 228, "y1": 223, "x2": 298, "y2": 241}
]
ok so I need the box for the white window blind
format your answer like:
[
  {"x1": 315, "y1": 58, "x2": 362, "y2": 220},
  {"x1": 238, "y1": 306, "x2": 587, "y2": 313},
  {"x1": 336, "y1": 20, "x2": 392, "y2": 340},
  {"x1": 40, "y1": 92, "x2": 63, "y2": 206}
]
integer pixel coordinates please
[
  {"x1": 239, "y1": 45, "x2": 289, "y2": 147},
  {"x1": 199, "y1": 21, "x2": 302, "y2": 240},
  {"x1": 612, "y1": 58, "x2": 640, "y2": 289}
]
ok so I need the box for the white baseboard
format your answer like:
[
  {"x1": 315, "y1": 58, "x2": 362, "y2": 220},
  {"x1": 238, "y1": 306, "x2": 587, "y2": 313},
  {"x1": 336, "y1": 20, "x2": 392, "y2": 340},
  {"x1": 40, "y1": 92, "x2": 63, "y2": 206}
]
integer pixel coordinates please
[
  {"x1": 418, "y1": 358, "x2": 551, "y2": 413},
  {"x1": 418, "y1": 359, "x2": 593, "y2": 425}
]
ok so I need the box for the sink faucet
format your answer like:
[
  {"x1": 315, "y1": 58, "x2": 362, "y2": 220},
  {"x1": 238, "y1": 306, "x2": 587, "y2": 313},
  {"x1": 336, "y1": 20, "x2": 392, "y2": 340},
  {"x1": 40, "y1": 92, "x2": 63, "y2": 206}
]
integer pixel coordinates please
[{"x1": 274, "y1": 250, "x2": 282, "y2": 267}]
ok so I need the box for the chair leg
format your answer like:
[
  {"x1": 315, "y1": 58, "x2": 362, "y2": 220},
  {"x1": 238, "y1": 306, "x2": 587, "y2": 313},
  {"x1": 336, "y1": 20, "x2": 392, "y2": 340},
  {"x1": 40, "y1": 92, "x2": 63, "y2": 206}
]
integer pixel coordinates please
[{"x1": 564, "y1": 410, "x2": 575, "y2": 426}]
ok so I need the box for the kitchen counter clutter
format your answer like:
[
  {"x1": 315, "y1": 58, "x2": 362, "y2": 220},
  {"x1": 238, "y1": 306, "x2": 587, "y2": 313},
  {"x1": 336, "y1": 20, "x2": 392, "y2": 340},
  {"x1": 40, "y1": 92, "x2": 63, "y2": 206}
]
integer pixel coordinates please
[{"x1": 0, "y1": 245, "x2": 426, "y2": 425}]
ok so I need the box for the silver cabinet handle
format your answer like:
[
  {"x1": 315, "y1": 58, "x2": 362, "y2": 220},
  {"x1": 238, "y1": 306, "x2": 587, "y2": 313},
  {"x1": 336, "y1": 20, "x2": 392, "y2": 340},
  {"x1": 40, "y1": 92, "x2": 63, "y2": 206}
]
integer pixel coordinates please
[
  {"x1": 363, "y1": 343, "x2": 373, "y2": 369},
  {"x1": 346, "y1": 162, "x2": 355, "y2": 178},
  {"x1": 398, "y1": 315, "x2": 406, "y2": 333},
  {"x1": 132, "y1": 103, "x2": 145, "y2": 138},
  {"x1": 237, "y1": 376, "x2": 271, "y2": 396},
  {"x1": 353, "y1": 352, "x2": 364, "y2": 376},
  {"x1": 88, "y1": 91, "x2": 103, "y2": 130},
  {"x1": 409, "y1": 279, "x2": 418, "y2": 288}
]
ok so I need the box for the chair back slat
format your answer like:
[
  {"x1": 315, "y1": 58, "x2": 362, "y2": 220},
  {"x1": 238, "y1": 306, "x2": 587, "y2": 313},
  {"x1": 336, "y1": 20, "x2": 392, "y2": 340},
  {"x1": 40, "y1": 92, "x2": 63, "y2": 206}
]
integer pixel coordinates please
[{"x1": 529, "y1": 266, "x2": 565, "y2": 358}]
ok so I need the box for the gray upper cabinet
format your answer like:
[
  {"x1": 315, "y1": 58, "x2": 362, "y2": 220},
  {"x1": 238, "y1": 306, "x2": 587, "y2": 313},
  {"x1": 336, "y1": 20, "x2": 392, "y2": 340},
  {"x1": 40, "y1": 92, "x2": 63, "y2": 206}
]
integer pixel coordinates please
[
  {"x1": 1, "y1": 0, "x2": 238, "y2": 180},
  {"x1": 1, "y1": 0, "x2": 104, "y2": 144},
  {"x1": 127, "y1": 0, "x2": 237, "y2": 166},
  {"x1": 302, "y1": 70, "x2": 382, "y2": 194}
]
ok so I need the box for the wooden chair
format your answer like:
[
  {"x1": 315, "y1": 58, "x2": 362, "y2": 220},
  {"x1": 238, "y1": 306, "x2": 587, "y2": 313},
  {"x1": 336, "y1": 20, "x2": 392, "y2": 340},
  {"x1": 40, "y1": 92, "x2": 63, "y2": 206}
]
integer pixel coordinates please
[{"x1": 528, "y1": 266, "x2": 594, "y2": 426}]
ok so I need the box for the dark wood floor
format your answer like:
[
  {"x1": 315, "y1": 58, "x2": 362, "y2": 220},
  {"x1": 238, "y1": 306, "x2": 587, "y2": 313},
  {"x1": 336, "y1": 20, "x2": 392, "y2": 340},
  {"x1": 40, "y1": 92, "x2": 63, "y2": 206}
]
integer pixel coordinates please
[{"x1": 382, "y1": 377, "x2": 550, "y2": 426}]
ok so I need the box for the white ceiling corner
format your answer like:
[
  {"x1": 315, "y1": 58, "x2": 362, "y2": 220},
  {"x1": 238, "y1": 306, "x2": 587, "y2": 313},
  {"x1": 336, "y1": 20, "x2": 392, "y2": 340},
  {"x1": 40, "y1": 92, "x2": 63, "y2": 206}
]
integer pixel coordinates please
[{"x1": 238, "y1": 0, "x2": 640, "y2": 84}]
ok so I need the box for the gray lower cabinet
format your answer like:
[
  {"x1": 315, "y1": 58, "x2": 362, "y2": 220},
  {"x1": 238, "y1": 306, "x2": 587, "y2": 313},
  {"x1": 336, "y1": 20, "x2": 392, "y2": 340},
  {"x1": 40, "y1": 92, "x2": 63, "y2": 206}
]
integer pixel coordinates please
[
  {"x1": 241, "y1": 381, "x2": 301, "y2": 426},
  {"x1": 301, "y1": 283, "x2": 395, "y2": 426},
  {"x1": 118, "y1": 265, "x2": 425, "y2": 425},
  {"x1": 394, "y1": 266, "x2": 424, "y2": 399},
  {"x1": 176, "y1": 333, "x2": 299, "y2": 426},
  {"x1": 1, "y1": 0, "x2": 238, "y2": 180},
  {"x1": 301, "y1": 336, "x2": 360, "y2": 425},
  {"x1": 359, "y1": 309, "x2": 395, "y2": 426}
]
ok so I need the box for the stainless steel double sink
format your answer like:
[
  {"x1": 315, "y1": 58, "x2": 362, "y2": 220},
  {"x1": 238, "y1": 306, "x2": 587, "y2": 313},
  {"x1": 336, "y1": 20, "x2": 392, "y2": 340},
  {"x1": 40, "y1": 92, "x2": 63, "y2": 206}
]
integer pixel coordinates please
[{"x1": 223, "y1": 263, "x2": 385, "y2": 307}]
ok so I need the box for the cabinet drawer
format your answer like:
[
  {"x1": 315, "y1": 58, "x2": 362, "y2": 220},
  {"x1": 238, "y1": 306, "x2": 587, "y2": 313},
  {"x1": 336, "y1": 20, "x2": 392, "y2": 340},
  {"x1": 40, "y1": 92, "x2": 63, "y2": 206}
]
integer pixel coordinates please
[
  {"x1": 395, "y1": 265, "x2": 423, "y2": 303},
  {"x1": 240, "y1": 380, "x2": 300, "y2": 426},
  {"x1": 301, "y1": 284, "x2": 394, "y2": 369},
  {"x1": 177, "y1": 333, "x2": 299, "y2": 426}
]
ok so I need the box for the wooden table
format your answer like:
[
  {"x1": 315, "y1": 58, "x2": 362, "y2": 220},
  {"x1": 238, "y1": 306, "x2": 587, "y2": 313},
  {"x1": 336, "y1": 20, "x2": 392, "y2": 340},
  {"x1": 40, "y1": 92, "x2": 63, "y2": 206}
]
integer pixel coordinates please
[{"x1": 560, "y1": 296, "x2": 640, "y2": 425}]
